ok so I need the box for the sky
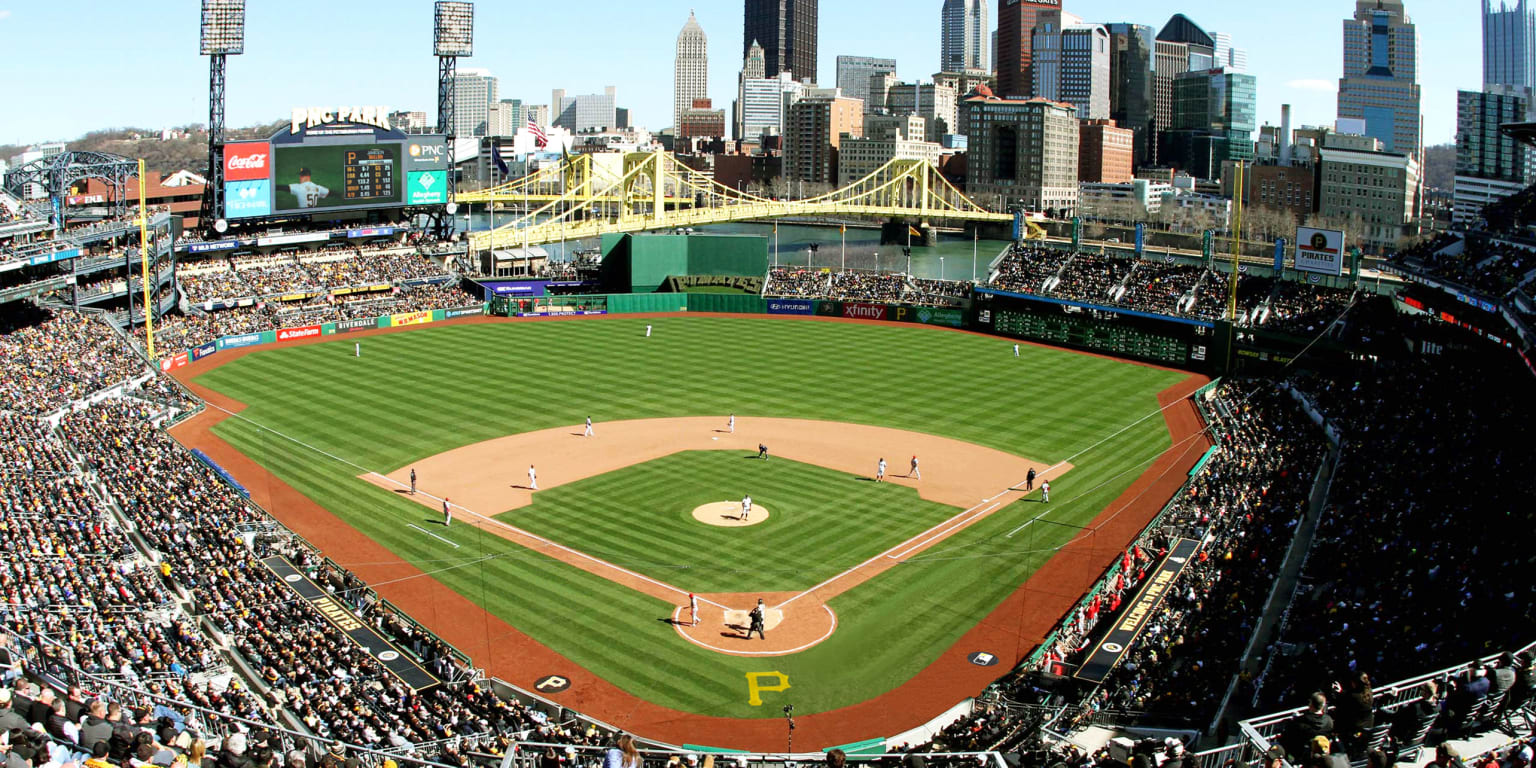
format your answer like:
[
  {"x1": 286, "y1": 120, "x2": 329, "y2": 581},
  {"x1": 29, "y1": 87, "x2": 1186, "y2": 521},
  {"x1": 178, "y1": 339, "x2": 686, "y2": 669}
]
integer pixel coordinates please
[{"x1": 0, "y1": 0, "x2": 1480, "y2": 148}]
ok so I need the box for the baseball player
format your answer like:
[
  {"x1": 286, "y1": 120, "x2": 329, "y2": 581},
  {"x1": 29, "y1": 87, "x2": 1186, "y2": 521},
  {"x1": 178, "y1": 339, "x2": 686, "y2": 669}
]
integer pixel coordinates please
[
  {"x1": 645, "y1": 324, "x2": 652, "y2": 337},
  {"x1": 442, "y1": 498, "x2": 452, "y2": 527},
  {"x1": 410, "y1": 468, "x2": 417, "y2": 495},
  {"x1": 583, "y1": 416, "x2": 594, "y2": 437},
  {"x1": 527, "y1": 464, "x2": 538, "y2": 490},
  {"x1": 909, "y1": 455, "x2": 920, "y2": 479},
  {"x1": 741, "y1": 494, "x2": 752, "y2": 521},
  {"x1": 758, "y1": 443, "x2": 768, "y2": 460},
  {"x1": 689, "y1": 593, "x2": 699, "y2": 626},
  {"x1": 287, "y1": 168, "x2": 330, "y2": 209},
  {"x1": 1013, "y1": 343, "x2": 1020, "y2": 358},
  {"x1": 746, "y1": 599, "x2": 766, "y2": 640},
  {"x1": 1042, "y1": 480, "x2": 1051, "y2": 503},
  {"x1": 727, "y1": 414, "x2": 735, "y2": 434},
  {"x1": 876, "y1": 458, "x2": 887, "y2": 483},
  {"x1": 1026, "y1": 467, "x2": 1037, "y2": 491},
  {"x1": 355, "y1": 342, "x2": 361, "y2": 358}
]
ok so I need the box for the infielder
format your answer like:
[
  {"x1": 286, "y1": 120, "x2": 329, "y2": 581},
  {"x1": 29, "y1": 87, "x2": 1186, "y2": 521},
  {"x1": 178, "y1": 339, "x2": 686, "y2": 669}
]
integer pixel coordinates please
[
  {"x1": 689, "y1": 593, "x2": 699, "y2": 626},
  {"x1": 442, "y1": 498, "x2": 452, "y2": 527},
  {"x1": 287, "y1": 168, "x2": 330, "y2": 209},
  {"x1": 527, "y1": 464, "x2": 538, "y2": 490},
  {"x1": 741, "y1": 494, "x2": 752, "y2": 521},
  {"x1": 1041, "y1": 480, "x2": 1051, "y2": 503},
  {"x1": 410, "y1": 468, "x2": 417, "y2": 495},
  {"x1": 758, "y1": 443, "x2": 768, "y2": 460},
  {"x1": 909, "y1": 455, "x2": 921, "y2": 479},
  {"x1": 876, "y1": 458, "x2": 887, "y2": 483},
  {"x1": 583, "y1": 416, "x2": 594, "y2": 437},
  {"x1": 727, "y1": 414, "x2": 735, "y2": 434}
]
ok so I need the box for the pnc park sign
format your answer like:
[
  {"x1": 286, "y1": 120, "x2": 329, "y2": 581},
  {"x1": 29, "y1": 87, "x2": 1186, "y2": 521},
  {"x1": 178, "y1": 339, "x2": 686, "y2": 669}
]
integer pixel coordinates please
[{"x1": 289, "y1": 106, "x2": 392, "y2": 134}]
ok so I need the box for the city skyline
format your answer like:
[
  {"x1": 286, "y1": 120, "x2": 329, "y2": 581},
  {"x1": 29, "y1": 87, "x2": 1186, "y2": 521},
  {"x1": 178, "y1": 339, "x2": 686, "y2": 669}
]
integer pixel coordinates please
[{"x1": 0, "y1": 0, "x2": 1478, "y2": 148}]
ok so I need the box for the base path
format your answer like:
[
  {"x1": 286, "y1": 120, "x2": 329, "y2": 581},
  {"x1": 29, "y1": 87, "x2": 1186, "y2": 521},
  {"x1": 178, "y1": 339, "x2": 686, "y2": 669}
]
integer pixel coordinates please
[
  {"x1": 363, "y1": 416, "x2": 1061, "y2": 515},
  {"x1": 168, "y1": 312, "x2": 1211, "y2": 751}
]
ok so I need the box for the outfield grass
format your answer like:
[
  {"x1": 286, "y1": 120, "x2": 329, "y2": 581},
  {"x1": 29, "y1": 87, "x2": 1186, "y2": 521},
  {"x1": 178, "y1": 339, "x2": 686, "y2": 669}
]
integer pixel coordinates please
[
  {"x1": 506, "y1": 450, "x2": 963, "y2": 594},
  {"x1": 195, "y1": 316, "x2": 1187, "y2": 718}
]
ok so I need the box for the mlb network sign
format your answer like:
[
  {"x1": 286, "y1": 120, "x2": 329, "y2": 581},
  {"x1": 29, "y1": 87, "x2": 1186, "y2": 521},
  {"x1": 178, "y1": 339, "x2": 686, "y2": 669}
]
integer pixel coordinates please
[
  {"x1": 224, "y1": 142, "x2": 272, "y2": 181},
  {"x1": 225, "y1": 180, "x2": 272, "y2": 219}
]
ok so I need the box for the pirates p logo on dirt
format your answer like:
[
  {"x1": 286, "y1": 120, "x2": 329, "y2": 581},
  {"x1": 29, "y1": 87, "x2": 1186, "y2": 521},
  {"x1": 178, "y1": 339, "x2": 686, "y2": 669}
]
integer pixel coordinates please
[
  {"x1": 746, "y1": 672, "x2": 790, "y2": 705},
  {"x1": 534, "y1": 675, "x2": 572, "y2": 693}
]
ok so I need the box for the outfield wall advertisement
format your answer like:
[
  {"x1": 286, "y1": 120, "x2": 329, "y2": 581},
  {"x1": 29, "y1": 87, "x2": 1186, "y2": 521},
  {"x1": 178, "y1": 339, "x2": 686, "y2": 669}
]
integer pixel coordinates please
[
  {"x1": 389, "y1": 311, "x2": 434, "y2": 328},
  {"x1": 336, "y1": 318, "x2": 377, "y2": 333},
  {"x1": 277, "y1": 325, "x2": 323, "y2": 342},
  {"x1": 767, "y1": 299, "x2": 815, "y2": 315},
  {"x1": 842, "y1": 303, "x2": 888, "y2": 321}
]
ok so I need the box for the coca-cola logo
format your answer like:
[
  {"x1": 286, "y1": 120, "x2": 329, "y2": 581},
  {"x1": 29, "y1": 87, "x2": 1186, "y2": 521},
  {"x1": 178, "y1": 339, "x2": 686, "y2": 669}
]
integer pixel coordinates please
[
  {"x1": 228, "y1": 153, "x2": 268, "y2": 169},
  {"x1": 225, "y1": 143, "x2": 273, "y2": 180}
]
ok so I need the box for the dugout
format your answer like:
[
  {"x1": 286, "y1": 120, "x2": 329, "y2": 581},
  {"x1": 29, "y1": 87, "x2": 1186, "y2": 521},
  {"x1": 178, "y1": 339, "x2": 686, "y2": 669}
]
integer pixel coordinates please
[{"x1": 598, "y1": 233, "x2": 769, "y2": 294}]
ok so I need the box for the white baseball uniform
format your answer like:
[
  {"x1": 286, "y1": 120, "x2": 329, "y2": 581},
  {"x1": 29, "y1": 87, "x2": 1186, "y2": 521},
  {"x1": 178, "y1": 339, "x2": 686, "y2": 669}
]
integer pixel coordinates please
[
  {"x1": 645, "y1": 325, "x2": 652, "y2": 337},
  {"x1": 910, "y1": 456, "x2": 920, "y2": 479},
  {"x1": 741, "y1": 495, "x2": 752, "y2": 520},
  {"x1": 287, "y1": 180, "x2": 330, "y2": 209},
  {"x1": 690, "y1": 594, "x2": 699, "y2": 626},
  {"x1": 728, "y1": 414, "x2": 735, "y2": 433},
  {"x1": 584, "y1": 417, "x2": 594, "y2": 437},
  {"x1": 1014, "y1": 343, "x2": 1020, "y2": 357},
  {"x1": 528, "y1": 465, "x2": 538, "y2": 490},
  {"x1": 877, "y1": 459, "x2": 886, "y2": 481}
]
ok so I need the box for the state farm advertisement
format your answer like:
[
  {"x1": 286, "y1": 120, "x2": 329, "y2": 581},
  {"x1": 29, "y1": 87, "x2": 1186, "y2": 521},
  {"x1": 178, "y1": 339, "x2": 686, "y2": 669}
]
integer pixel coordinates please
[
  {"x1": 224, "y1": 142, "x2": 273, "y2": 182},
  {"x1": 276, "y1": 324, "x2": 322, "y2": 341}
]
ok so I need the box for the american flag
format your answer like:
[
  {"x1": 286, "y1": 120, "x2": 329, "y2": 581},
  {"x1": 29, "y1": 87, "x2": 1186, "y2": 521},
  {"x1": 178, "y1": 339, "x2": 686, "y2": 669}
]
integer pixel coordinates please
[{"x1": 527, "y1": 119, "x2": 548, "y2": 149}]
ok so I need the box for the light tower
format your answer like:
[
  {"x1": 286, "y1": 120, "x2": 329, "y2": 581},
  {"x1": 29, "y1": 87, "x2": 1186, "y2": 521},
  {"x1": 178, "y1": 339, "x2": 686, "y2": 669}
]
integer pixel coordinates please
[
  {"x1": 434, "y1": 2, "x2": 475, "y2": 139},
  {"x1": 198, "y1": 0, "x2": 245, "y2": 235}
]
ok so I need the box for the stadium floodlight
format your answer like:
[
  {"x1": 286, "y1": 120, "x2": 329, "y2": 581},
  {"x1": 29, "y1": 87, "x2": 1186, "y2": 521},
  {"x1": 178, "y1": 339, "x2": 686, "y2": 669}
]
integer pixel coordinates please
[
  {"x1": 434, "y1": 2, "x2": 475, "y2": 57},
  {"x1": 200, "y1": 0, "x2": 246, "y2": 56}
]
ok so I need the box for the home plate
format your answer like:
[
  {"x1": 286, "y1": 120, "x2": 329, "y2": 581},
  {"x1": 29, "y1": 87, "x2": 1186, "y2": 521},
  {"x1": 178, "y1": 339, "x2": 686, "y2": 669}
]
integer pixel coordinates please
[
  {"x1": 712, "y1": 437, "x2": 719, "y2": 441},
  {"x1": 724, "y1": 606, "x2": 785, "y2": 631}
]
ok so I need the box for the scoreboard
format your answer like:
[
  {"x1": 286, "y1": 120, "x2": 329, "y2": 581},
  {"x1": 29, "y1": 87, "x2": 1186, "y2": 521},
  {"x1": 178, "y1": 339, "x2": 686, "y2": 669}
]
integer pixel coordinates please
[
  {"x1": 976, "y1": 289, "x2": 1218, "y2": 369},
  {"x1": 343, "y1": 148, "x2": 395, "y2": 201}
]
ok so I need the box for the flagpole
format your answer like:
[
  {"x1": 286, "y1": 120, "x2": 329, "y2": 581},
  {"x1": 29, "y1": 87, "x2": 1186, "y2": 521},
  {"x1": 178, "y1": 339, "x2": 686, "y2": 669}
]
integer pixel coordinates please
[
  {"x1": 972, "y1": 227, "x2": 978, "y2": 282},
  {"x1": 840, "y1": 225, "x2": 846, "y2": 272}
]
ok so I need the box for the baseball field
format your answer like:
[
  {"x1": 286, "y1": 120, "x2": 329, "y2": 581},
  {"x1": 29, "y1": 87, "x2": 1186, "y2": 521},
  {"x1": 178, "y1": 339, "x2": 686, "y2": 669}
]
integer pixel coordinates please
[{"x1": 172, "y1": 314, "x2": 1208, "y2": 749}]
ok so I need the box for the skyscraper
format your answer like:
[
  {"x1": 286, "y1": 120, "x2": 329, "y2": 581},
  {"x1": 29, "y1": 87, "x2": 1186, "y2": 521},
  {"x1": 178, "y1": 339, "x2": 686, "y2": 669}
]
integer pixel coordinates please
[
  {"x1": 1034, "y1": 23, "x2": 1110, "y2": 121},
  {"x1": 997, "y1": 0, "x2": 1063, "y2": 99},
  {"x1": 675, "y1": 11, "x2": 709, "y2": 132},
  {"x1": 941, "y1": 0, "x2": 989, "y2": 73},
  {"x1": 744, "y1": 0, "x2": 818, "y2": 83},
  {"x1": 836, "y1": 56, "x2": 897, "y2": 111},
  {"x1": 1337, "y1": 0, "x2": 1422, "y2": 160},
  {"x1": 1485, "y1": 0, "x2": 1536, "y2": 88},
  {"x1": 1106, "y1": 23, "x2": 1156, "y2": 168},
  {"x1": 1454, "y1": 86, "x2": 1536, "y2": 224},
  {"x1": 452, "y1": 68, "x2": 498, "y2": 138}
]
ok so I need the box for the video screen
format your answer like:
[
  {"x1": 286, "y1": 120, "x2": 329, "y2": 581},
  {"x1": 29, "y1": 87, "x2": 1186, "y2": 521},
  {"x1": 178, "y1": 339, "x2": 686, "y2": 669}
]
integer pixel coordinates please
[{"x1": 273, "y1": 143, "x2": 403, "y2": 212}]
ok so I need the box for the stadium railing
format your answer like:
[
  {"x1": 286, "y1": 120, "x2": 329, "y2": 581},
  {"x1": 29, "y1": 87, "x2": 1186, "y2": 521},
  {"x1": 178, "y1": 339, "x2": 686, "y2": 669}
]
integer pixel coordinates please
[
  {"x1": 1190, "y1": 640, "x2": 1536, "y2": 768},
  {"x1": 497, "y1": 741, "x2": 1010, "y2": 768}
]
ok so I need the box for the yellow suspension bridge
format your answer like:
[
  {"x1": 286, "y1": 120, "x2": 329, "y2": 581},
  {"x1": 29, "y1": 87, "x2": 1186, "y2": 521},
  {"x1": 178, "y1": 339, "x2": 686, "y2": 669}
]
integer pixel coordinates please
[{"x1": 460, "y1": 150, "x2": 1015, "y2": 253}]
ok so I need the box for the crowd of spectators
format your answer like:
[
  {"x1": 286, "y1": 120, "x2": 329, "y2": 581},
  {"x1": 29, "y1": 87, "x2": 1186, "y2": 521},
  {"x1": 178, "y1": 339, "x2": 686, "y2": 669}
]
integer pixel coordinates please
[
  {"x1": 1116, "y1": 263, "x2": 1204, "y2": 316},
  {"x1": 990, "y1": 246, "x2": 1064, "y2": 294},
  {"x1": 765, "y1": 268, "x2": 828, "y2": 297},
  {"x1": 0, "y1": 305, "x2": 148, "y2": 414},
  {"x1": 1262, "y1": 283, "x2": 1356, "y2": 336},
  {"x1": 132, "y1": 282, "x2": 482, "y2": 354},
  {"x1": 1254, "y1": 325, "x2": 1536, "y2": 714},
  {"x1": 177, "y1": 249, "x2": 452, "y2": 303},
  {"x1": 1390, "y1": 233, "x2": 1532, "y2": 298},
  {"x1": 827, "y1": 271, "x2": 906, "y2": 302},
  {"x1": 908, "y1": 278, "x2": 972, "y2": 306},
  {"x1": 1050, "y1": 253, "x2": 1135, "y2": 305}
]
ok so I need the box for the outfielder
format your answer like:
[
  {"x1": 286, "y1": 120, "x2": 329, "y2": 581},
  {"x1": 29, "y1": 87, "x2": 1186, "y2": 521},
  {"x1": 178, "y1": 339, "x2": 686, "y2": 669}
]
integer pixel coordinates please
[
  {"x1": 876, "y1": 458, "x2": 887, "y2": 483},
  {"x1": 909, "y1": 455, "x2": 921, "y2": 479},
  {"x1": 442, "y1": 498, "x2": 452, "y2": 527},
  {"x1": 645, "y1": 324, "x2": 652, "y2": 337},
  {"x1": 287, "y1": 168, "x2": 330, "y2": 209},
  {"x1": 527, "y1": 464, "x2": 538, "y2": 490},
  {"x1": 1014, "y1": 343, "x2": 1020, "y2": 358},
  {"x1": 583, "y1": 416, "x2": 594, "y2": 437}
]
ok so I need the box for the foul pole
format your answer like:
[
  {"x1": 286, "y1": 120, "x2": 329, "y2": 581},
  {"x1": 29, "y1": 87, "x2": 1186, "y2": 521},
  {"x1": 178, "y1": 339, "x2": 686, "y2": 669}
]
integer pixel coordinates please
[{"x1": 137, "y1": 159, "x2": 155, "y2": 360}]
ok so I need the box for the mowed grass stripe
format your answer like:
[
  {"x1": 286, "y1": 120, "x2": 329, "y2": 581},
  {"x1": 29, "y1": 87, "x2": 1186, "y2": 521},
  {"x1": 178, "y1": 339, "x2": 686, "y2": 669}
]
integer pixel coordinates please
[{"x1": 197, "y1": 316, "x2": 1190, "y2": 717}]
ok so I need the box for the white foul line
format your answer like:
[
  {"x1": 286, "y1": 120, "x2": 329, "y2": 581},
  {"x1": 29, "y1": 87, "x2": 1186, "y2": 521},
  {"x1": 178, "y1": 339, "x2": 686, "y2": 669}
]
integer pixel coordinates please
[
  {"x1": 886, "y1": 503, "x2": 999, "y2": 560},
  {"x1": 407, "y1": 523, "x2": 461, "y2": 549}
]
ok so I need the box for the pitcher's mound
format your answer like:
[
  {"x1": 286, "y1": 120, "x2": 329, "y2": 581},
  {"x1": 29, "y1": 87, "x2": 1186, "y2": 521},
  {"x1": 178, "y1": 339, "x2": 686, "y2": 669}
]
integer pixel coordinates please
[{"x1": 691, "y1": 501, "x2": 770, "y2": 527}]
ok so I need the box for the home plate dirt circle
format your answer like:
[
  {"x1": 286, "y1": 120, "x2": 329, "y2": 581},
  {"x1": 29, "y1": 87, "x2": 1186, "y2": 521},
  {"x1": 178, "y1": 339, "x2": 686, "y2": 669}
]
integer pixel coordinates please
[
  {"x1": 672, "y1": 591, "x2": 838, "y2": 656},
  {"x1": 691, "y1": 501, "x2": 771, "y2": 527}
]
